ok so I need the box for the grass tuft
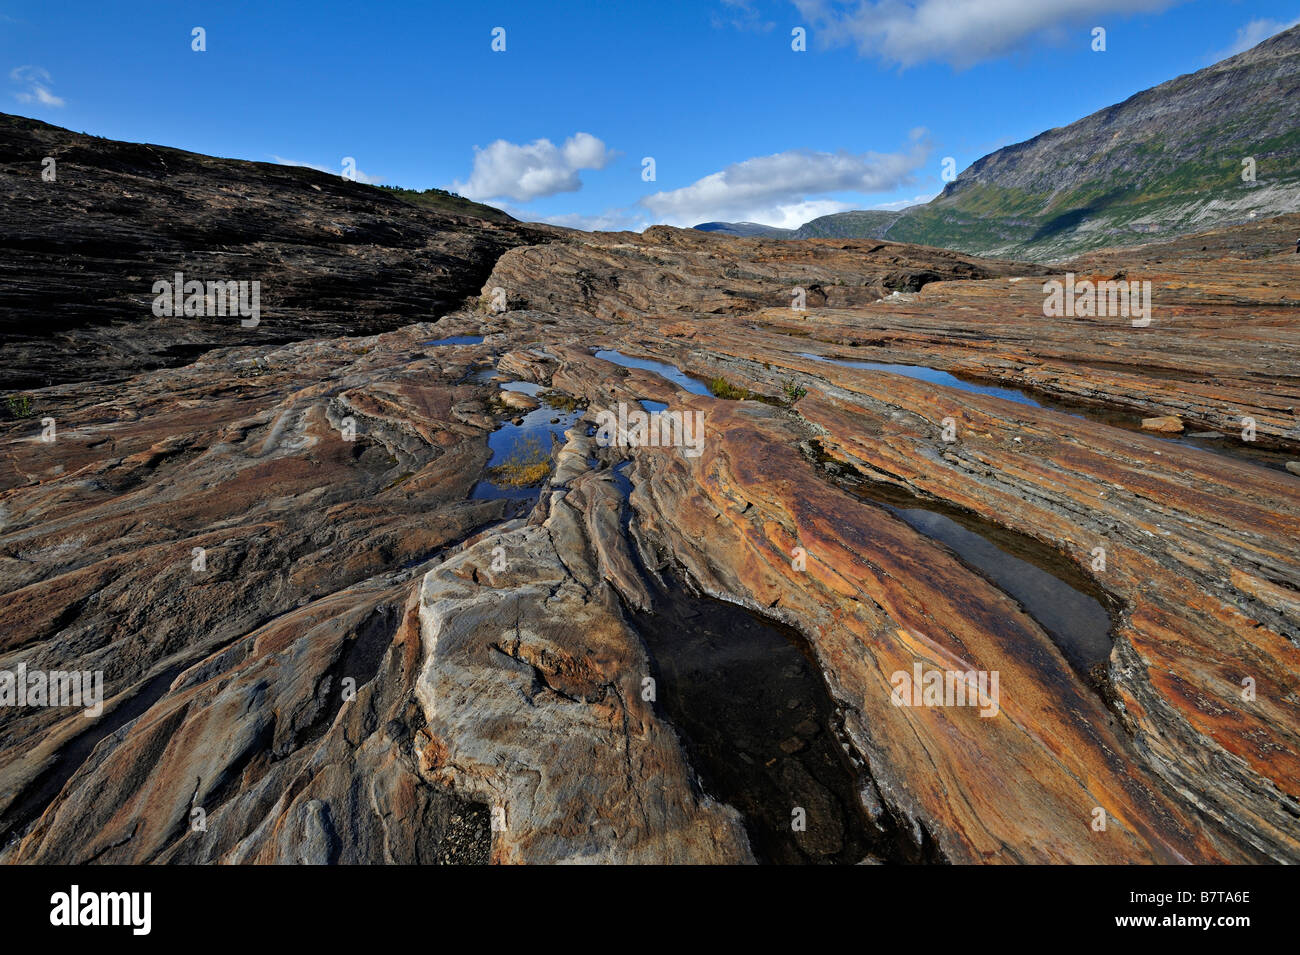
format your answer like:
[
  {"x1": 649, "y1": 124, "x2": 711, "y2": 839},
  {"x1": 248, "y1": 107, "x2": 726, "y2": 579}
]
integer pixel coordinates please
[
  {"x1": 708, "y1": 376, "x2": 751, "y2": 400},
  {"x1": 489, "y1": 435, "x2": 553, "y2": 487},
  {"x1": 541, "y1": 391, "x2": 585, "y2": 412}
]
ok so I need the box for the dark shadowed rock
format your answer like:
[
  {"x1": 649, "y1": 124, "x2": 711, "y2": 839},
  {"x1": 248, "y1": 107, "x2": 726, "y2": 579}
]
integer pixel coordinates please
[{"x1": 0, "y1": 113, "x2": 558, "y2": 390}]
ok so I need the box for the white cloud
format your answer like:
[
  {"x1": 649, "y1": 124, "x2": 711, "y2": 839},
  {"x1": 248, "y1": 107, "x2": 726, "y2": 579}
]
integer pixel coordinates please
[
  {"x1": 534, "y1": 209, "x2": 645, "y2": 232},
  {"x1": 484, "y1": 201, "x2": 646, "y2": 232},
  {"x1": 792, "y1": 0, "x2": 1180, "y2": 69},
  {"x1": 1213, "y1": 17, "x2": 1300, "y2": 61},
  {"x1": 10, "y1": 65, "x2": 64, "y2": 107},
  {"x1": 871, "y1": 191, "x2": 938, "y2": 211},
  {"x1": 713, "y1": 0, "x2": 777, "y2": 33},
  {"x1": 271, "y1": 156, "x2": 383, "y2": 185},
  {"x1": 453, "y1": 132, "x2": 615, "y2": 202},
  {"x1": 737, "y1": 199, "x2": 857, "y2": 229},
  {"x1": 551, "y1": 209, "x2": 647, "y2": 229},
  {"x1": 639, "y1": 142, "x2": 927, "y2": 226}
]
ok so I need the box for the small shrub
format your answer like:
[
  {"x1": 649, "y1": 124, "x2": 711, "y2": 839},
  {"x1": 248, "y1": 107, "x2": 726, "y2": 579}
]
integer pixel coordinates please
[
  {"x1": 3, "y1": 394, "x2": 35, "y2": 418},
  {"x1": 708, "y1": 376, "x2": 751, "y2": 401},
  {"x1": 782, "y1": 379, "x2": 808, "y2": 404}
]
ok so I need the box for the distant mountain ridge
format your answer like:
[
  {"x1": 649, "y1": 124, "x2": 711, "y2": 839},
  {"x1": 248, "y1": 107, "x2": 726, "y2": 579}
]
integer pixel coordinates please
[
  {"x1": 791, "y1": 209, "x2": 903, "y2": 239},
  {"x1": 695, "y1": 24, "x2": 1300, "y2": 261},
  {"x1": 694, "y1": 220, "x2": 794, "y2": 238},
  {"x1": 694, "y1": 209, "x2": 903, "y2": 240}
]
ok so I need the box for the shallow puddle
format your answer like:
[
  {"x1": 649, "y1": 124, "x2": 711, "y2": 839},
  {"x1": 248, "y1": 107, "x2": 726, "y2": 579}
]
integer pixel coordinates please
[
  {"x1": 594, "y1": 349, "x2": 712, "y2": 396},
  {"x1": 799, "y1": 352, "x2": 1040, "y2": 407},
  {"x1": 818, "y1": 450, "x2": 1115, "y2": 678},
  {"x1": 611, "y1": 461, "x2": 933, "y2": 864},
  {"x1": 890, "y1": 506, "x2": 1112, "y2": 673},
  {"x1": 469, "y1": 382, "x2": 581, "y2": 501},
  {"x1": 422, "y1": 335, "x2": 485, "y2": 346},
  {"x1": 798, "y1": 351, "x2": 1297, "y2": 474},
  {"x1": 628, "y1": 581, "x2": 917, "y2": 864}
]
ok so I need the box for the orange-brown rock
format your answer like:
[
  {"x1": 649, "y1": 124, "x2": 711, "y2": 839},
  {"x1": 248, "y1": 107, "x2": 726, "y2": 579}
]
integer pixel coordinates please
[
  {"x1": 1142, "y1": 416, "x2": 1185, "y2": 433},
  {"x1": 3, "y1": 187, "x2": 1298, "y2": 865}
]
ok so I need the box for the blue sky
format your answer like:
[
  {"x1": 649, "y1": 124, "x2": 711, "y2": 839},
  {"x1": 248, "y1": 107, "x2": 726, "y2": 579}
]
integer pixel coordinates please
[{"x1": 3, "y1": 1, "x2": 1297, "y2": 230}]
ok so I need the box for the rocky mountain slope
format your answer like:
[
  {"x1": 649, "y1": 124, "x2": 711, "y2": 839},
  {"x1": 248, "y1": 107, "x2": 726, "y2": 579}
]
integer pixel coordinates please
[
  {"x1": 891, "y1": 24, "x2": 1300, "y2": 259},
  {"x1": 791, "y1": 209, "x2": 903, "y2": 240},
  {"x1": 698, "y1": 25, "x2": 1300, "y2": 261},
  {"x1": 1, "y1": 122, "x2": 1298, "y2": 865}
]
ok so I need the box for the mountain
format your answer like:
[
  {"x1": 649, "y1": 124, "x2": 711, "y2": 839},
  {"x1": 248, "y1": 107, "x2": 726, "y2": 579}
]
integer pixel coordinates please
[
  {"x1": 791, "y1": 209, "x2": 903, "y2": 239},
  {"x1": 692, "y1": 211, "x2": 902, "y2": 240},
  {"x1": 693, "y1": 25, "x2": 1300, "y2": 261},
  {"x1": 886, "y1": 23, "x2": 1300, "y2": 260},
  {"x1": 693, "y1": 220, "x2": 794, "y2": 238}
]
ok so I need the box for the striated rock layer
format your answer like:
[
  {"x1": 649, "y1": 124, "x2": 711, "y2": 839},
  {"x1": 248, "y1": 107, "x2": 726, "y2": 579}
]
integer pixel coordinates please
[{"x1": 1, "y1": 202, "x2": 1298, "y2": 863}]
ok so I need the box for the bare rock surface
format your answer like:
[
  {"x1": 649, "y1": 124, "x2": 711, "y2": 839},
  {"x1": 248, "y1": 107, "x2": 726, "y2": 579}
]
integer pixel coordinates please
[
  {"x1": 0, "y1": 113, "x2": 558, "y2": 390},
  {"x1": 1, "y1": 131, "x2": 1298, "y2": 864},
  {"x1": 414, "y1": 463, "x2": 753, "y2": 863},
  {"x1": 1142, "y1": 416, "x2": 1185, "y2": 433}
]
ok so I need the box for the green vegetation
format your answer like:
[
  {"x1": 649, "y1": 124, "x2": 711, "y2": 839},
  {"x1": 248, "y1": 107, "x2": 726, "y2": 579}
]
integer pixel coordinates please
[
  {"x1": 708, "y1": 376, "x2": 752, "y2": 400},
  {"x1": 384, "y1": 470, "x2": 416, "y2": 490},
  {"x1": 782, "y1": 379, "x2": 808, "y2": 404},
  {"x1": 3, "y1": 394, "x2": 35, "y2": 418},
  {"x1": 541, "y1": 391, "x2": 585, "y2": 412},
  {"x1": 373, "y1": 184, "x2": 515, "y2": 223},
  {"x1": 707, "y1": 375, "x2": 790, "y2": 407}
]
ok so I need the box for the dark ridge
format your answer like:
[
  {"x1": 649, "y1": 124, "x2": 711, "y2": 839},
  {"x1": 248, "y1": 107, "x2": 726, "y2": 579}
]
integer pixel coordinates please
[{"x1": 0, "y1": 112, "x2": 556, "y2": 390}]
